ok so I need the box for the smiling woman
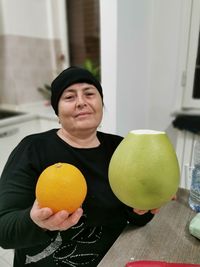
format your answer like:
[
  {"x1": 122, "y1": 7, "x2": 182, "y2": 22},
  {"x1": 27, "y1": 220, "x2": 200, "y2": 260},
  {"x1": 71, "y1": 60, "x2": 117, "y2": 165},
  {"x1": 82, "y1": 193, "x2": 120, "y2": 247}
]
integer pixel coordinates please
[
  {"x1": 58, "y1": 83, "x2": 103, "y2": 147},
  {"x1": 52, "y1": 67, "x2": 103, "y2": 147},
  {"x1": 57, "y1": 83, "x2": 103, "y2": 146},
  {"x1": 0, "y1": 66, "x2": 156, "y2": 267}
]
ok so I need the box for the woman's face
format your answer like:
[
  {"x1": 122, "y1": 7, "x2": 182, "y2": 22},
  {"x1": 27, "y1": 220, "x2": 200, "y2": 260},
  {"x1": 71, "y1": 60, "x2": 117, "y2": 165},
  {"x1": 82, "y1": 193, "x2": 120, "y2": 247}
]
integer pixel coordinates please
[{"x1": 58, "y1": 83, "x2": 103, "y2": 134}]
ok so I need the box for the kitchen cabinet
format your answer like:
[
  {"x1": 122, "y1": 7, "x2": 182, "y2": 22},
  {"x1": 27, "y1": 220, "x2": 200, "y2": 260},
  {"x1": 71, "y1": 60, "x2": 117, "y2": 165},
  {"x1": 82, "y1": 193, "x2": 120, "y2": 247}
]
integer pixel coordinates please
[
  {"x1": 39, "y1": 117, "x2": 60, "y2": 131},
  {"x1": 0, "y1": 116, "x2": 59, "y2": 175}
]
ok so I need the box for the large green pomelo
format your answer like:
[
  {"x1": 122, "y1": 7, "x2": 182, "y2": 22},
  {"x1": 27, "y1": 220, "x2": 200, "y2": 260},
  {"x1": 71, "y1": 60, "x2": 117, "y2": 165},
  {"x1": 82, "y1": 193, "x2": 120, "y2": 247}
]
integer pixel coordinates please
[{"x1": 108, "y1": 130, "x2": 180, "y2": 210}]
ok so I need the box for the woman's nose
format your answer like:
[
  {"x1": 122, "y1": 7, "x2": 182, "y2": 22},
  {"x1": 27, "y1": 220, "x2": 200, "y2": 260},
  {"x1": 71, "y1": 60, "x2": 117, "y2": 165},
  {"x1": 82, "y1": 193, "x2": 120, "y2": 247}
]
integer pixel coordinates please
[{"x1": 76, "y1": 95, "x2": 86, "y2": 108}]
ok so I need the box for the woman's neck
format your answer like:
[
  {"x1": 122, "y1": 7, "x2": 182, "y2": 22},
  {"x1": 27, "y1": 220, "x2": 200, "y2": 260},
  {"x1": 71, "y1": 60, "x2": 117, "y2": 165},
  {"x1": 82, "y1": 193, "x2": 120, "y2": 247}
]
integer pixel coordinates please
[{"x1": 57, "y1": 128, "x2": 100, "y2": 148}]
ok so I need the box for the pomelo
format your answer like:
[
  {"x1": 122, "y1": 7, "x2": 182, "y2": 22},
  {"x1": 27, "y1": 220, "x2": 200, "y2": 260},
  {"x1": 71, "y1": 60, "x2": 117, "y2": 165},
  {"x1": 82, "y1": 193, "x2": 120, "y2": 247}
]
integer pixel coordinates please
[{"x1": 108, "y1": 130, "x2": 180, "y2": 210}]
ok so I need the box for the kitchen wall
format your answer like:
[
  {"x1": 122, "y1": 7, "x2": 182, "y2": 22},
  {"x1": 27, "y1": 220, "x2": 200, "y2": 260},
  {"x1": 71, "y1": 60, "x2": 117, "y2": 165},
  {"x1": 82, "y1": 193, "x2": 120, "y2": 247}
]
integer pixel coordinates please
[
  {"x1": 0, "y1": 0, "x2": 189, "y2": 143},
  {"x1": 0, "y1": 0, "x2": 66, "y2": 107},
  {"x1": 100, "y1": 0, "x2": 188, "y2": 143},
  {"x1": 0, "y1": 35, "x2": 61, "y2": 106}
]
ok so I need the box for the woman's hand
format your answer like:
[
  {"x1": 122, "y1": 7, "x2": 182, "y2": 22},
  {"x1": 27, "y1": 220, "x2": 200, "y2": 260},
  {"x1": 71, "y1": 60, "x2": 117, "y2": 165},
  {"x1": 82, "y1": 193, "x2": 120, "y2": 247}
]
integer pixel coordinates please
[
  {"x1": 133, "y1": 195, "x2": 177, "y2": 215},
  {"x1": 133, "y1": 208, "x2": 160, "y2": 215},
  {"x1": 30, "y1": 200, "x2": 83, "y2": 231}
]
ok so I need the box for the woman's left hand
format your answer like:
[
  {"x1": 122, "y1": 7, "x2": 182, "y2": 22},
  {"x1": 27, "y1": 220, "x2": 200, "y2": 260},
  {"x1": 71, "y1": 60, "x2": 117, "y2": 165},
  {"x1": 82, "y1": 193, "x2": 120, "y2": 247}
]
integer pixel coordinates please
[
  {"x1": 133, "y1": 208, "x2": 160, "y2": 215},
  {"x1": 133, "y1": 195, "x2": 177, "y2": 215}
]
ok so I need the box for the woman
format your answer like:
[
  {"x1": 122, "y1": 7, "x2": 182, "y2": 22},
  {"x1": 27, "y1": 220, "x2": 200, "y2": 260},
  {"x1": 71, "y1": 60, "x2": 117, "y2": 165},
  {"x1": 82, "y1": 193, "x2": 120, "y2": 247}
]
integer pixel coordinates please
[{"x1": 0, "y1": 67, "x2": 157, "y2": 267}]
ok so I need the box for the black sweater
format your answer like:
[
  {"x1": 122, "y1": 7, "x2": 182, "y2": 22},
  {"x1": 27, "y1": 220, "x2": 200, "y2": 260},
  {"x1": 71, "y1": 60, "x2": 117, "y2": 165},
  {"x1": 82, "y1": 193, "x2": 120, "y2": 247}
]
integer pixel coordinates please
[{"x1": 0, "y1": 129, "x2": 154, "y2": 267}]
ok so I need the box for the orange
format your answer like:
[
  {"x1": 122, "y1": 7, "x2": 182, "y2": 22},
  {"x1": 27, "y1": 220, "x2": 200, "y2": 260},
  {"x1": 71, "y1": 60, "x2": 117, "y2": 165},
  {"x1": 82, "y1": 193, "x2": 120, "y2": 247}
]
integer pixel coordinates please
[{"x1": 35, "y1": 162, "x2": 87, "y2": 213}]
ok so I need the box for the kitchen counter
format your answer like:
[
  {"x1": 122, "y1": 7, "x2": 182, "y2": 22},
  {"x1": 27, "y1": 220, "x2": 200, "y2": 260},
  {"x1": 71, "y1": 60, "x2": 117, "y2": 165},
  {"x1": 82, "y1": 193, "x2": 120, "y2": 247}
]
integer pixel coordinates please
[
  {"x1": 0, "y1": 113, "x2": 36, "y2": 127},
  {"x1": 98, "y1": 188, "x2": 200, "y2": 266},
  {"x1": 0, "y1": 102, "x2": 58, "y2": 127}
]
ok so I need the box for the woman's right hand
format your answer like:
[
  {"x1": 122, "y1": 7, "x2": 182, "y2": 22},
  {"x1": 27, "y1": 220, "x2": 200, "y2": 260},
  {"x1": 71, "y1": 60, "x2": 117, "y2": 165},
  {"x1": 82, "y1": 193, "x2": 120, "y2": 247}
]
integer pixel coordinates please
[{"x1": 30, "y1": 200, "x2": 83, "y2": 231}]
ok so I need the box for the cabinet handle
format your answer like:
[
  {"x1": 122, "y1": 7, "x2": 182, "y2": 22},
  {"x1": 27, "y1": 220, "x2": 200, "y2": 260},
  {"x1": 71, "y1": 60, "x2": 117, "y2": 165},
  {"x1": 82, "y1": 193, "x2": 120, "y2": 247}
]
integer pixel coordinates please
[{"x1": 0, "y1": 128, "x2": 19, "y2": 138}]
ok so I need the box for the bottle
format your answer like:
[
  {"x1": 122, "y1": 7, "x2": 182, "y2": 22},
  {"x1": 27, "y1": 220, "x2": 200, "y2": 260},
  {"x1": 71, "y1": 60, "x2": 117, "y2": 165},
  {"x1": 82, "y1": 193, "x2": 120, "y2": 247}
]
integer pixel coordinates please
[{"x1": 189, "y1": 140, "x2": 200, "y2": 212}]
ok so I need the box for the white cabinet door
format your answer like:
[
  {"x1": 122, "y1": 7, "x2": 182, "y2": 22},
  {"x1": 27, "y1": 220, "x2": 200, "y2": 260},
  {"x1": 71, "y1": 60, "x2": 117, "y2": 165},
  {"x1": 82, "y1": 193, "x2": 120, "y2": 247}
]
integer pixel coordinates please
[
  {"x1": 0, "y1": 119, "x2": 40, "y2": 175},
  {"x1": 39, "y1": 118, "x2": 60, "y2": 132},
  {"x1": 0, "y1": 117, "x2": 61, "y2": 175}
]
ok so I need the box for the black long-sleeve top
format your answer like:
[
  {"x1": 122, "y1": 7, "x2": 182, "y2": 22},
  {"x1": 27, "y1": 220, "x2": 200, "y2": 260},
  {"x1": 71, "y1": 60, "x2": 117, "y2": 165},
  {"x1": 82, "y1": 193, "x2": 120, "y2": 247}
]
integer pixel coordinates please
[{"x1": 0, "y1": 129, "x2": 154, "y2": 267}]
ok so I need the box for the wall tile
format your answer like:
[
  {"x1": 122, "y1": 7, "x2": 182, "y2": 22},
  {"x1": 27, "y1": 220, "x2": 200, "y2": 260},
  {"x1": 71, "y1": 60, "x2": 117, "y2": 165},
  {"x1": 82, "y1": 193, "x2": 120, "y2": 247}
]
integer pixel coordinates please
[{"x1": 0, "y1": 35, "x2": 62, "y2": 106}]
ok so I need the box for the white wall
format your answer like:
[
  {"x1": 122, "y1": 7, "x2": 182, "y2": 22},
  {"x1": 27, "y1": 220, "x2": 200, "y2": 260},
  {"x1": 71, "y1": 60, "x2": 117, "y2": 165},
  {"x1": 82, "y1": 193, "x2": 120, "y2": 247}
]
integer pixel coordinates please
[
  {"x1": 100, "y1": 0, "x2": 117, "y2": 132},
  {"x1": 100, "y1": 0, "x2": 187, "y2": 138},
  {"x1": 0, "y1": 0, "x2": 69, "y2": 107},
  {"x1": 0, "y1": 0, "x2": 189, "y2": 140},
  {"x1": 0, "y1": 0, "x2": 67, "y2": 41},
  {"x1": 0, "y1": 0, "x2": 50, "y2": 38},
  {"x1": 116, "y1": 0, "x2": 153, "y2": 135},
  {"x1": 147, "y1": 0, "x2": 184, "y2": 131}
]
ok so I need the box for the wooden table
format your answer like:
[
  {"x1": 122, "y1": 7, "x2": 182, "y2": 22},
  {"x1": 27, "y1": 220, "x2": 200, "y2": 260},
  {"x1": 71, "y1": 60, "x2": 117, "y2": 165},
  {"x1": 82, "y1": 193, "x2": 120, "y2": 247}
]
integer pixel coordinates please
[{"x1": 98, "y1": 188, "x2": 200, "y2": 266}]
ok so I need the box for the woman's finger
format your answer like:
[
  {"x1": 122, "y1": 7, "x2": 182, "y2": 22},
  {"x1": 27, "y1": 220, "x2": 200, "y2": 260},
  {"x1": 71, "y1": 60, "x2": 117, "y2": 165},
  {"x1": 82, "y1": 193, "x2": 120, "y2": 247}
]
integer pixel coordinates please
[
  {"x1": 133, "y1": 208, "x2": 148, "y2": 215},
  {"x1": 150, "y1": 208, "x2": 160, "y2": 214},
  {"x1": 172, "y1": 195, "x2": 177, "y2": 200},
  {"x1": 58, "y1": 208, "x2": 83, "y2": 230},
  {"x1": 44, "y1": 210, "x2": 70, "y2": 229},
  {"x1": 30, "y1": 200, "x2": 53, "y2": 222}
]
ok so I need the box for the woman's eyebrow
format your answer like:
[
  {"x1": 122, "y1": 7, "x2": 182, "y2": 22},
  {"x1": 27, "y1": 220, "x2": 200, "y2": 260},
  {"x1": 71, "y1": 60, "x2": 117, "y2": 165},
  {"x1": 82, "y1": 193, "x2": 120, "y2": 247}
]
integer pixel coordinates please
[
  {"x1": 83, "y1": 86, "x2": 96, "y2": 91},
  {"x1": 63, "y1": 85, "x2": 96, "y2": 94},
  {"x1": 64, "y1": 88, "x2": 75, "y2": 93}
]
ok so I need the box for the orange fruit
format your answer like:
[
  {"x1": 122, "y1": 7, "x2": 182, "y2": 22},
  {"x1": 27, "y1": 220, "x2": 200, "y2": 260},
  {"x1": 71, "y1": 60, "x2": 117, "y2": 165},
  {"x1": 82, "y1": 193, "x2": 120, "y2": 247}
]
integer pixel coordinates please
[{"x1": 35, "y1": 162, "x2": 87, "y2": 213}]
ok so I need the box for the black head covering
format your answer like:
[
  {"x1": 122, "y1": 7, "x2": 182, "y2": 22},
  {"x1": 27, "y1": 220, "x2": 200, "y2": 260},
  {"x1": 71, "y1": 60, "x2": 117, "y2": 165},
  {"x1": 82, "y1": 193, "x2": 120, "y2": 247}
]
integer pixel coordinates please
[{"x1": 51, "y1": 66, "x2": 103, "y2": 115}]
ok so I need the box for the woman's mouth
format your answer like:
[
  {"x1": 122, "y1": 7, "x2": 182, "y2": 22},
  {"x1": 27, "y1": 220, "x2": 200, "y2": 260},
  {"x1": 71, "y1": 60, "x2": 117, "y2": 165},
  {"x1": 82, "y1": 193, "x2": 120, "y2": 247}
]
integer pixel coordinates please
[{"x1": 75, "y1": 112, "x2": 91, "y2": 118}]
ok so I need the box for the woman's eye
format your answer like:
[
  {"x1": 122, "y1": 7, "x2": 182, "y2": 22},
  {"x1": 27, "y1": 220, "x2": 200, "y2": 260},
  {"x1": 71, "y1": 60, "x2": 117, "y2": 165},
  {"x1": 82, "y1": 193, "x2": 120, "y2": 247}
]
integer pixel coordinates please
[
  {"x1": 86, "y1": 92, "x2": 94, "y2": 96},
  {"x1": 64, "y1": 95, "x2": 75, "y2": 101}
]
